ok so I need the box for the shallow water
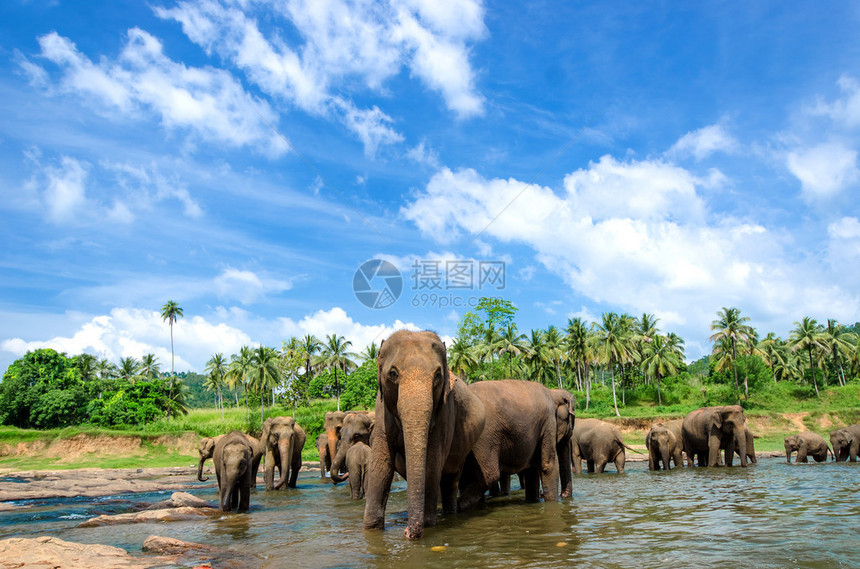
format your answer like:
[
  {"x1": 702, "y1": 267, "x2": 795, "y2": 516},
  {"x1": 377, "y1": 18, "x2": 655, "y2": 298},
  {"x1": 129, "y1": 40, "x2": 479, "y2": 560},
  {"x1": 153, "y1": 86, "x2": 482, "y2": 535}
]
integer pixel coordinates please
[{"x1": 1, "y1": 458, "x2": 858, "y2": 568}]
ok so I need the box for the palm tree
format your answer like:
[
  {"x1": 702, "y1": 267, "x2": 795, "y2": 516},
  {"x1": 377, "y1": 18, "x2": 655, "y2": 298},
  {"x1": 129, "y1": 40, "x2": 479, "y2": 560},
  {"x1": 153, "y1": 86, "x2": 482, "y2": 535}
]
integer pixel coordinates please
[
  {"x1": 228, "y1": 346, "x2": 254, "y2": 421},
  {"x1": 709, "y1": 307, "x2": 754, "y2": 402},
  {"x1": 789, "y1": 317, "x2": 826, "y2": 398},
  {"x1": 205, "y1": 353, "x2": 228, "y2": 419},
  {"x1": 524, "y1": 329, "x2": 552, "y2": 385},
  {"x1": 250, "y1": 345, "x2": 281, "y2": 423},
  {"x1": 636, "y1": 313, "x2": 660, "y2": 385},
  {"x1": 299, "y1": 334, "x2": 322, "y2": 401},
  {"x1": 160, "y1": 300, "x2": 184, "y2": 419},
  {"x1": 139, "y1": 354, "x2": 161, "y2": 380},
  {"x1": 118, "y1": 356, "x2": 140, "y2": 381},
  {"x1": 498, "y1": 323, "x2": 527, "y2": 377},
  {"x1": 317, "y1": 334, "x2": 356, "y2": 411},
  {"x1": 75, "y1": 353, "x2": 98, "y2": 382},
  {"x1": 543, "y1": 326, "x2": 564, "y2": 389},
  {"x1": 594, "y1": 312, "x2": 632, "y2": 417},
  {"x1": 97, "y1": 358, "x2": 118, "y2": 380},
  {"x1": 822, "y1": 319, "x2": 855, "y2": 386},
  {"x1": 448, "y1": 338, "x2": 478, "y2": 382},
  {"x1": 565, "y1": 317, "x2": 590, "y2": 407},
  {"x1": 642, "y1": 335, "x2": 681, "y2": 406},
  {"x1": 360, "y1": 342, "x2": 380, "y2": 363}
]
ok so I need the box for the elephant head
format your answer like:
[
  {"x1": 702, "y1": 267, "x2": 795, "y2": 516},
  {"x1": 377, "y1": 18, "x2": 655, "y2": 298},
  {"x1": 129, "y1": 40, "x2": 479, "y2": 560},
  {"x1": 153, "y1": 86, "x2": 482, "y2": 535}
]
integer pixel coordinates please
[
  {"x1": 377, "y1": 330, "x2": 455, "y2": 539},
  {"x1": 784, "y1": 434, "x2": 801, "y2": 463},
  {"x1": 718, "y1": 405, "x2": 748, "y2": 467},
  {"x1": 330, "y1": 411, "x2": 374, "y2": 484},
  {"x1": 830, "y1": 429, "x2": 853, "y2": 462},
  {"x1": 324, "y1": 411, "x2": 346, "y2": 471},
  {"x1": 550, "y1": 389, "x2": 575, "y2": 497},
  {"x1": 214, "y1": 431, "x2": 253, "y2": 512},
  {"x1": 647, "y1": 424, "x2": 674, "y2": 471},
  {"x1": 197, "y1": 436, "x2": 217, "y2": 482},
  {"x1": 261, "y1": 416, "x2": 301, "y2": 490}
]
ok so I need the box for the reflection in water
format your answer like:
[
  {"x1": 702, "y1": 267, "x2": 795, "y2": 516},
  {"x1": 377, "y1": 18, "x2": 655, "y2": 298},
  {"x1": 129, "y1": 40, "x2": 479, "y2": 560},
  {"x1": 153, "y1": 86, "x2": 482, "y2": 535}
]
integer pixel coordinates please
[{"x1": 0, "y1": 459, "x2": 858, "y2": 568}]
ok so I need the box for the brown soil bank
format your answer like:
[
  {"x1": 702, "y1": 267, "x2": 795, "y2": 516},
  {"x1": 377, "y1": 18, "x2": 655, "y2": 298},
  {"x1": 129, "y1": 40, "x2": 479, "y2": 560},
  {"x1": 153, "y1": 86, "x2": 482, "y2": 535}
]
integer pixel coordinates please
[
  {"x1": 602, "y1": 411, "x2": 852, "y2": 437},
  {"x1": 0, "y1": 432, "x2": 198, "y2": 462}
]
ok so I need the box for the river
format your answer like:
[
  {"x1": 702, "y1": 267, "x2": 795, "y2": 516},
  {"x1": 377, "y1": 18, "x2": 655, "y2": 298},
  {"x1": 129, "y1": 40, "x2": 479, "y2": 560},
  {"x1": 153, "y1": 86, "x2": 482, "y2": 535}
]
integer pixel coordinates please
[{"x1": 1, "y1": 458, "x2": 858, "y2": 568}]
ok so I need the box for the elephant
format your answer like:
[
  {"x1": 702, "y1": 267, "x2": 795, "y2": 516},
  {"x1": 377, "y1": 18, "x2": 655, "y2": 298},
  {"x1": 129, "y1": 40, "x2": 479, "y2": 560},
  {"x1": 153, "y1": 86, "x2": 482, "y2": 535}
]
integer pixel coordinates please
[
  {"x1": 260, "y1": 416, "x2": 307, "y2": 490},
  {"x1": 785, "y1": 432, "x2": 832, "y2": 463},
  {"x1": 457, "y1": 380, "x2": 561, "y2": 510},
  {"x1": 681, "y1": 405, "x2": 748, "y2": 467},
  {"x1": 572, "y1": 418, "x2": 634, "y2": 473},
  {"x1": 323, "y1": 411, "x2": 346, "y2": 471},
  {"x1": 330, "y1": 411, "x2": 375, "y2": 485},
  {"x1": 345, "y1": 441, "x2": 371, "y2": 499},
  {"x1": 213, "y1": 430, "x2": 256, "y2": 512},
  {"x1": 550, "y1": 388, "x2": 575, "y2": 498},
  {"x1": 198, "y1": 433, "x2": 262, "y2": 486},
  {"x1": 830, "y1": 425, "x2": 860, "y2": 462},
  {"x1": 646, "y1": 420, "x2": 684, "y2": 470},
  {"x1": 316, "y1": 433, "x2": 331, "y2": 479},
  {"x1": 363, "y1": 330, "x2": 486, "y2": 540}
]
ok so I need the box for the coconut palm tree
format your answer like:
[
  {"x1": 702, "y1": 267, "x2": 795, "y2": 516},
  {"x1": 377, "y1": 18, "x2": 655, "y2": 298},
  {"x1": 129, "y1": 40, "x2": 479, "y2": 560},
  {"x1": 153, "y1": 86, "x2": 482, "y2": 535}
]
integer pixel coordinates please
[
  {"x1": 822, "y1": 319, "x2": 855, "y2": 386},
  {"x1": 205, "y1": 353, "x2": 228, "y2": 419},
  {"x1": 139, "y1": 354, "x2": 161, "y2": 380},
  {"x1": 642, "y1": 335, "x2": 681, "y2": 406},
  {"x1": 75, "y1": 353, "x2": 98, "y2": 382},
  {"x1": 97, "y1": 358, "x2": 118, "y2": 380},
  {"x1": 118, "y1": 356, "x2": 140, "y2": 381},
  {"x1": 709, "y1": 307, "x2": 754, "y2": 402},
  {"x1": 543, "y1": 326, "x2": 564, "y2": 389},
  {"x1": 228, "y1": 346, "x2": 254, "y2": 421},
  {"x1": 524, "y1": 329, "x2": 552, "y2": 385},
  {"x1": 317, "y1": 334, "x2": 356, "y2": 411},
  {"x1": 160, "y1": 300, "x2": 183, "y2": 418},
  {"x1": 594, "y1": 312, "x2": 632, "y2": 417},
  {"x1": 250, "y1": 345, "x2": 281, "y2": 423},
  {"x1": 565, "y1": 317, "x2": 590, "y2": 406},
  {"x1": 498, "y1": 323, "x2": 527, "y2": 378},
  {"x1": 299, "y1": 334, "x2": 322, "y2": 401},
  {"x1": 448, "y1": 338, "x2": 478, "y2": 382},
  {"x1": 789, "y1": 317, "x2": 826, "y2": 398},
  {"x1": 360, "y1": 342, "x2": 380, "y2": 363},
  {"x1": 757, "y1": 332, "x2": 784, "y2": 384}
]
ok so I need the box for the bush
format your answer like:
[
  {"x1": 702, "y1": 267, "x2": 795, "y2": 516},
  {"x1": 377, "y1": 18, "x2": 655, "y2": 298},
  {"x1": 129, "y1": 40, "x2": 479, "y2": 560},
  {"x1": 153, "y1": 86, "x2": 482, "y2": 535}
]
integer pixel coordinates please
[{"x1": 340, "y1": 361, "x2": 377, "y2": 411}]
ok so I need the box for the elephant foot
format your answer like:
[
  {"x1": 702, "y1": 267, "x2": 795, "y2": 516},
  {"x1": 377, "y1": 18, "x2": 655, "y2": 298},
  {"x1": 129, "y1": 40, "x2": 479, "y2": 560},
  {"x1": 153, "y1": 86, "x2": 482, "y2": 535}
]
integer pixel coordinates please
[{"x1": 404, "y1": 525, "x2": 423, "y2": 540}]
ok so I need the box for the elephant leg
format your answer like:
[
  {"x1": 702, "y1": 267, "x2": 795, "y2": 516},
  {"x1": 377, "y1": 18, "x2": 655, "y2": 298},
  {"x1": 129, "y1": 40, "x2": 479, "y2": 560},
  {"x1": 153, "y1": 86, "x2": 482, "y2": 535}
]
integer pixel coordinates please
[
  {"x1": 708, "y1": 437, "x2": 721, "y2": 467},
  {"x1": 586, "y1": 459, "x2": 595, "y2": 473},
  {"x1": 252, "y1": 455, "x2": 262, "y2": 489},
  {"x1": 457, "y1": 454, "x2": 489, "y2": 511},
  {"x1": 558, "y1": 442, "x2": 572, "y2": 498},
  {"x1": 797, "y1": 444, "x2": 808, "y2": 463},
  {"x1": 595, "y1": 459, "x2": 608, "y2": 473},
  {"x1": 523, "y1": 467, "x2": 541, "y2": 502},
  {"x1": 363, "y1": 435, "x2": 396, "y2": 530},
  {"x1": 440, "y1": 472, "x2": 459, "y2": 514},
  {"x1": 422, "y1": 442, "x2": 444, "y2": 528},
  {"x1": 289, "y1": 455, "x2": 301, "y2": 488},
  {"x1": 539, "y1": 434, "x2": 559, "y2": 501},
  {"x1": 672, "y1": 447, "x2": 684, "y2": 469},
  {"x1": 488, "y1": 480, "x2": 502, "y2": 498},
  {"x1": 648, "y1": 448, "x2": 657, "y2": 471},
  {"x1": 724, "y1": 438, "x2": 735, "y2": 467},
  {"x1": 614, "y1": 448, "x2": 626, "y2": 474}
]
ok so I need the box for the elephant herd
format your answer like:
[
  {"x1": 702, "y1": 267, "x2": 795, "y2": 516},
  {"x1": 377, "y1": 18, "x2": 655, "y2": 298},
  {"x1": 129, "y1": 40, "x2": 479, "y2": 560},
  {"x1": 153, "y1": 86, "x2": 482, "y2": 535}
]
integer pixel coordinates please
[{"x1": 197, "y1": 330, "x2": 860, "y2": 540}]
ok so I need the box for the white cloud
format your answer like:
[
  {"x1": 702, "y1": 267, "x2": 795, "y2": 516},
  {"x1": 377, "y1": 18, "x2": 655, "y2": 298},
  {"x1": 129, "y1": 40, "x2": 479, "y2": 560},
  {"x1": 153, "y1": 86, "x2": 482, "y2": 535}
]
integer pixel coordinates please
[
  {"x1": 406, "y1": 140, "x2": 440, "y2": 168},
  {"x1": 214, "y1": 267, "x2": 292, "y2": 305},
  {"x1": 279, "y1": 306, "x2": 421, "y2": 351},
  {"x1": 44, "y1": 156, "x2": 90, "y2": 223},
  {"x1": 786, "y1": 142, "x2": 859, "y2": 200},
  {"x1": 668, "y1": 124, "x2": 739, "y2": 160},
  {"x1": 809, "y1": 75, "x2": 860, "y2": 128},
  {"x1": 156, "y1": 0, "x2": 486, "y2": 152},
  {"x1": 402, "y1": 158, "x2": 860, "y2": 349},
  {"x1": 28, "y1": 29, "x2": 287, "y2": 156}
]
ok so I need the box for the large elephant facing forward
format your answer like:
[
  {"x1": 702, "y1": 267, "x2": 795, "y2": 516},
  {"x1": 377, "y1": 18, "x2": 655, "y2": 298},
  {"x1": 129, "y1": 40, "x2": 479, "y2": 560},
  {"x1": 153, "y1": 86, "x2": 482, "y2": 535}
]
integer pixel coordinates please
[
  {"x1": 198, "y1": 433, "x2": 262, "y2": 486},
  {"x1": 260, "y1": 416, "x2": 306, "y2": 490},
  {"x1": 830, "y1": 425, "x2": 860, "y2": 462},
  {"x1": 457, "y1": 380, "x2": 561, "y2": 510},
  {"x1": 214, "y1": 431, "x2": 256, "y2": 512},
  {"x1": 682, "y1": 405, "x2": 748, "y2": 467},
  {"x1": 363, "y1": 330, "x2": 486, "y2": 540},
  {"x1": 785, "y1": 432, "x2": 831, "y2": 463},
  {"x1": 330, "y1": 411, "x2": 374, "y2": 484},
  {"x1": 572, "y1": 418, "x2": 633, "y2": 473}
]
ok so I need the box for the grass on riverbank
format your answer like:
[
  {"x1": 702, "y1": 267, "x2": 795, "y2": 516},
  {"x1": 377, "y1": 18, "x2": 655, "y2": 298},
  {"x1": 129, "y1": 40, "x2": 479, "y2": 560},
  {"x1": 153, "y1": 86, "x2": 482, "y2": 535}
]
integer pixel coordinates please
[{"x1": 1, "y1": 381, "x2": 857, "y2": 471}]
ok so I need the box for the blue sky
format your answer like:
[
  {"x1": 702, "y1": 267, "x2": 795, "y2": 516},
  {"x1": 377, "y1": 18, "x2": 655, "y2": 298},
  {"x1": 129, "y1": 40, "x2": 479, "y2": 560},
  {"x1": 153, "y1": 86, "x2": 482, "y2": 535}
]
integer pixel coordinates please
[{"x1": 2, "y1": 1, "x2": 860, "y2": 374}]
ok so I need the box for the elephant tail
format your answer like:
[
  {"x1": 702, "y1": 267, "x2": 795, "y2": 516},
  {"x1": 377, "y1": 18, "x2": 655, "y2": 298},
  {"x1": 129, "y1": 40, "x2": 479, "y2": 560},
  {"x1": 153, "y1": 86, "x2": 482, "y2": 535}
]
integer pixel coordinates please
[
  {"x1": 620, "y1": 440, "x2": 645, "y2": 455},
  {"x1": 828, "y1": 445, "x2": 835, "y2": 461}
]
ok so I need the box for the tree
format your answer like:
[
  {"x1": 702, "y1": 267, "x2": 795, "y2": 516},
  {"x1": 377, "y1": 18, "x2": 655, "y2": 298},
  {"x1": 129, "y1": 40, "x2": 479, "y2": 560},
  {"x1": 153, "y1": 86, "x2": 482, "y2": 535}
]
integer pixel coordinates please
[
  {"x1": 317, "y1": 334, "x2": 356, "y2": 411},
  {"x1": 299, "y1": 334, "x2": 322, "y2": 402},
  {"x1": 594, "y1": 312, "x2": 632, "y2": 417},
  {"x1": 524, "y1": 329, "x2": 552, "y2": 385},
  {"x1": 475, "y1": 297, "x2": 518, "y2": 329},
  {"x1": 139, "y1": 354, "x2": 161, "y2": 380},
  {"x1": 360, "y1": 342, "x2": 380, "y2": 363},
  {"x1": 642, "y1": 335, "x2": 681, "y2": 406},
  {"x1": 498, "y1": 323, "x2": 526, "y2": 377},
  {"x1": 709, "y1": 307, "x2": 754, "y2": 402},
  {"x1": 250, "y1": 345, "x2": 281, "y2": 423},
  {"x1": 757, "y1": 332, "x2": 784, "y2": 384},
  {"x1": 280, "y1": 338, "x2": 305, "y2": 416},
  {"x1": 789, "y1": 317, "x2": 826, "y2": 398},
  {"x1": 205, "y1": 353, "x2": 228, "y2": 419},
  {"x1": 228, "y1": 346, "x2": 254, "y2": 421},
  {"x1": 448, "y1": 338, "x2": 478, "y2": 382},
  {"x1": 160, "y1": 300, "x2": 184, "y2": 418},
  {"x1": 565, "y1": 317, "x2": 590, "y2": 408},
  {"x1": 118, "y1": 357, "x2": 140, "y2": 381},
  {"x1": 543, "y1": 326, "x2": 564, "y2": 389},
  {"x1": 822, "y1": 319, "x2": 855, "y2": 386}
]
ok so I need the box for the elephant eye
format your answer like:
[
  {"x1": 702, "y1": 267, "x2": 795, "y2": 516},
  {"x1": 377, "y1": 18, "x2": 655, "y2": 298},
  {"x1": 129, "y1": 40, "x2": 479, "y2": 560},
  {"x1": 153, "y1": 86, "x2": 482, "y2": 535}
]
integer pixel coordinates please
[
  {"x1": 433, "y1": 368, "x2": 442, "y2": 381},
  {"x1": 388, "y1": 368, "x2": 399, "y2": 382}
]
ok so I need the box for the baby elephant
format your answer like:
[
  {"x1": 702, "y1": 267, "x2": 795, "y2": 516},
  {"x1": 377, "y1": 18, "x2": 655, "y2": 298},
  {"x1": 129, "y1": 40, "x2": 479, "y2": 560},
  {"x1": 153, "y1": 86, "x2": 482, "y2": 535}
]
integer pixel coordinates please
[
  {"x1": 572, "y1": 418, "x2": 636, "y2": 473},
  {"x1": 214, "y1": 431, "x2": 257, "y2": 512},
  {"x1": 646, "y1": 421, "x2": 684, "y2": 470},
  {"x1": 784, "y1": 432, "x2": 831, "y2": 463},
  {"x1": 830, "y1": 425, "x2": 860, "y2": 462},
  {"x1": 345, "y1": 441, "x2": 371, "y2": 499}
]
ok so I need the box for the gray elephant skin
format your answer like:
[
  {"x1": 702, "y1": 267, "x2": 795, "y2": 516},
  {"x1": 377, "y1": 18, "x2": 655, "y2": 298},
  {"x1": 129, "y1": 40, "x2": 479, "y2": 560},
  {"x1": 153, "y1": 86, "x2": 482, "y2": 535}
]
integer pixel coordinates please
[
  {"x1": 682, "y1": 405, "x2": 748, "y2": 467},
  {"x1": 198, "y1": 433, "x2": 262, "y2": 486},
  {"x1": 830, "y1": 424, "x2": 860, "y2": 462},
  {"x1": 646, "y1": 419, "x2": 684, "y2": 470},
  {"x1": 323, "y1": 411, "x2": 346, "y2": 472},
  {"x1": 785, "y1": 432, "x2": 831, "y2": 463},
  {"x1": 457, "y1": 380, "x2": 561, "y2": 510},
  {"x1": 550, "y1": 388, "x2": 575, "y2": 497},
  {"x1": 330, "y1": 411, "x2": 374, "y2": 484},
  {"x1": 315, "y1": 433, "x2": 331, "y2": 479},
  {"x1": 345, "y1": 441, "x2": 371, "y2": 499},
  {"x1": 260, "y1": 416, "x2": 307, "y2": 490},
  {"x1": 363, "y1": 330, "x2": 486, "y2": 540},
  {"x1": 214, "y1": 430, "x2": 256, "y2": 512},
  {"x1": 572, "y1": 418, "x2": 633, "y2": 473}
]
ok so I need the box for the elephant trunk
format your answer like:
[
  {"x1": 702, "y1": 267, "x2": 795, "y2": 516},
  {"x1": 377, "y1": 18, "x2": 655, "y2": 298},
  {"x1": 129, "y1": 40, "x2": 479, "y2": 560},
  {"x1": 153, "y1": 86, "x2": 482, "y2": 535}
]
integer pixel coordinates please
[
  {"x1": 330, "y1": 442, "x2": 350, "y2": 484},
  {"x1": 273, "y1": 438, "x2": 292, "y2": 490},
  {"x1": 399, "y1": 374, "x2": 433, "y2": 540},
  {"x1": 197, "y1": 454, "x2": 209, "y2": 482},
  {"x1": 326, "y1": 429, "x2": 339, "y2": 473},
  {"x1": 659, "y1": 441, "x2": 671, "y2": 471},
  {"x1": 735, "y1": 425, "x2": 748, "y2": 467}
]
